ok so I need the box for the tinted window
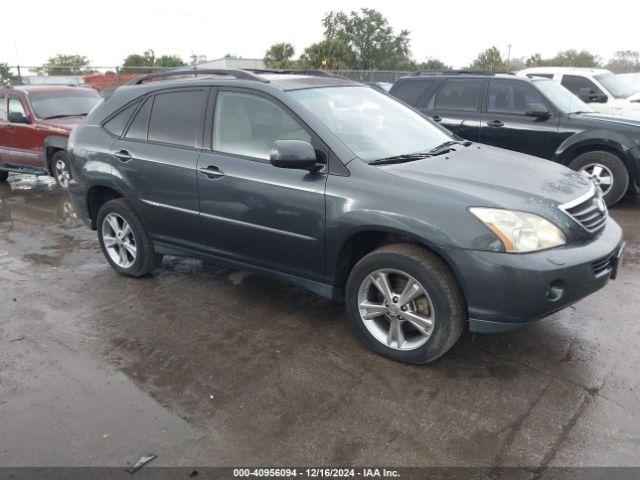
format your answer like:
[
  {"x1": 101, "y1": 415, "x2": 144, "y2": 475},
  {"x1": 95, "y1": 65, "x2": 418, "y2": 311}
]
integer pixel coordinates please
[
  {"x1": 148, "y1": 90, "x2": 205, "y2": 147},
  {"x1": 487, "y1": 81, "x2": 545, "y2": 114},
  {"x1": 8, "y1": 97, "x2": 27, "y2": 118},
  {"x1": 125, "y1": 97, "x2": 152, "y2": 140},
  {"x1": 561, "y1": 75, "x2": 603, "y2": 96},
  {"x1": 103, "y1": 101, "x2": 139, "y2": 136},
  {"x1": 392, "y1": 80, "x2": 433, "y2": 106},
  {"x1": 213, "y1": 91, "x2": 310, "y2": 160},
  {"x1": 434, "y1": 79, "x2": 481, "y2": 111}
]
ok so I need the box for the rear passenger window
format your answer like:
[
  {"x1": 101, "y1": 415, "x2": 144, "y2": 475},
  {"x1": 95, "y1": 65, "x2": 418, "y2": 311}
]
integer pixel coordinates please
[
  {"x1": 125, "y1": 97, "x2": 152, "y2": 140},
  {"x1": 434, "y1": 79, "x2": 481, "y2": 111},
  {"x1": 148, "y1": 90, "x2": 205, "y2": 147},
  {"x1": 487, "y1": 81, "x2": 545, "y2": 115},
  {"x1": 213, "y1": 91, "x2": 310, "y2": 160},
  {"x1": 392, "y1": 80, "x2": 433, "y2": 106},
  {"x1": 103, "y1": 101, "x2": 139, "y2": 136}
]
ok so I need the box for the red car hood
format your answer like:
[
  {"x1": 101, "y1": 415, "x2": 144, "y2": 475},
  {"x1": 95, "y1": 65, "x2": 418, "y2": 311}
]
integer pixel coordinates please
[{"x1": 37, "y1": 116, "x2": 85, "y2": 131}]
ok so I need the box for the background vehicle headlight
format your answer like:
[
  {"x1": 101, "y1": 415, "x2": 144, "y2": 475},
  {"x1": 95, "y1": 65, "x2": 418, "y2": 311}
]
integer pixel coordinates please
[{"x1": 470, "y1": 208, "x2": 566, "y2": 253}]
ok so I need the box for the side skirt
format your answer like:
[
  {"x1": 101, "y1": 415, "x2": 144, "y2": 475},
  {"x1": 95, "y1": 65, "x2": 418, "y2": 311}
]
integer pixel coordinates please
[{"x1": 153, "y1": 241, "x2": 335, "y2": 300}]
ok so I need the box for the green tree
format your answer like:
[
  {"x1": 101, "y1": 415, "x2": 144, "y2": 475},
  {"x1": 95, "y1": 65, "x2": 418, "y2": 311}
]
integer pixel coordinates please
[
  {"x1": 525, "y1": 53, "x2": 544, "y2": 67},
  {"x1": 123, "y1": 49, "x2": 184, "y2": 72},
  {"x1": 322, "y1": 8, "x2": 411, "y2": 69},
  {"x1": 418, "y1": 58, "x2": 449, "y2": 71},
  {"x1": 264, "y1": 42, "x2": 296, "y2": 69},
  {"x1": 155, "y1": 55, "x2": 185, "y2": 68},
  {"x1": 606, "y1": 50, "x2": 640, "y2": 73},
  {"x1": 469, "y1": 47, "x2": 506, "y2": 71},
  {"x1": 0, "y1": 63, "x2": 17, "y2": 84},
  {"x1": 35, "y1": 54, "x2": 94, "y2": 76},
  {"x1": 553, "y1": 49, "x2": 600, "y2": 67},
  {"x1": 302, "y1": 38, "x2": 355, "y2": 70}
]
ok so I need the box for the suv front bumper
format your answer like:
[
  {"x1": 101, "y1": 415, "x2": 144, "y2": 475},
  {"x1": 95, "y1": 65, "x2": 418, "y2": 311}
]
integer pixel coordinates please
[{"x1": 444, "y1": 219, "x2": 624, "y2": 333}]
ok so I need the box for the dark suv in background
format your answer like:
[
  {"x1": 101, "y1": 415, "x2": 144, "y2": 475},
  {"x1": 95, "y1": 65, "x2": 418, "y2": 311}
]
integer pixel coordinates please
[
  {"x1": 390, "y1": 71, "x2": 640, "y2": 206},
  {"x1": 68, "y1": 69, "x2": 623, "y2": 364},
  {"x1": 0, "y1": 86, "x2": 101, "y2": 188}
]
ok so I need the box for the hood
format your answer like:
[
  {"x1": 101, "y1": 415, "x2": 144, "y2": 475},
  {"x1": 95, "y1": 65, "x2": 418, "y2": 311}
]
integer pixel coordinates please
[
  {"x1": 573, "y1": 111, "x2": 640, "y2": 128},
  {"x1": 37, "y1": 116, "x2": 84, "y2": 131},
  {"x1": 379, "y1": 144, "x2": 591, "y2": 211}
]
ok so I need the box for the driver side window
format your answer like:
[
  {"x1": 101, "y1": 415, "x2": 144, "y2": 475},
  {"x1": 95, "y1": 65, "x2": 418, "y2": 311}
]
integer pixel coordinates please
[
  {"x1": 8, "y1": 96, "x2": 27, "y2": 121},
  {"x1": 213, "y1": 91, "x2": 310, "y2": 160}
]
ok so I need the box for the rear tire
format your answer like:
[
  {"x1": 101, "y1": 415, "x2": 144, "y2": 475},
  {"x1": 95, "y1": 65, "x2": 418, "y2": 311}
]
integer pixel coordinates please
[
  {"x1": 345, "y1": 243, "x2": 466, "y2": 364},
  {"x1": 568, "y1": 151, "x2": 628, "y2": 206},
  {"x1": 97, "y1": 198, "x2": 160, "y2": 277},
  {"x1": 52, "y1": 151, "x2": 72, "y2": 189},
  {"x1": 0, "y1": 170, "x2": 8, "y2": 182}
]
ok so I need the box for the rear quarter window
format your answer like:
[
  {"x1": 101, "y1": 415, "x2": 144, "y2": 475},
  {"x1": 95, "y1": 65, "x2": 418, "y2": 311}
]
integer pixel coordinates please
[
  {"x1": 103, "y1": 101, "x2": 140, "y2": 137},
  {"x1": 392, "y1": 80, "x2": 433, "y2": 106}
]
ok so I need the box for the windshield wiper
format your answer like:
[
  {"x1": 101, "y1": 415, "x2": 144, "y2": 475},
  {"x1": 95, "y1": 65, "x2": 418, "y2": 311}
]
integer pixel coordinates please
[
  {"x1": 42, "y1": 113, "x2": 88, "y2": 120},
  {"x1": 369, "y1": 152, "x2": 432, "y2": 165},
  {"x1": 428, "y1": 140, "x2": 462, "y2": 156}
]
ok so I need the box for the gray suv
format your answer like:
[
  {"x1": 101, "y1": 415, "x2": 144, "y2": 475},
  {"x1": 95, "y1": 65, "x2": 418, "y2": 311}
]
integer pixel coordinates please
[{"x1": 68, "y1": 69, "x2": 624, "y2": 364}]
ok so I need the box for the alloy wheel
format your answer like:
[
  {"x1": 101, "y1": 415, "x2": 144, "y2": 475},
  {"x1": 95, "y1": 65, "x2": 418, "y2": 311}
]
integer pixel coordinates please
[
  {"x1": 580, "y1": 163, "x2": 613, "y2": 196},
  {"x1": 357, "y1": 268, "x2": 435, "y2": 351},
  {"x1": 101, "y1": 213, "x2": 137, "y2": 269},
  {"x1": 55, "y1": 158, "x2": 71, "y2": 188}
]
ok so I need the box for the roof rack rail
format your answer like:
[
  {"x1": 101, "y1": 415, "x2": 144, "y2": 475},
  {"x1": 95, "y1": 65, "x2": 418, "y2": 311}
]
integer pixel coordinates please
[
  {"x1": 410, "y1": 69, "x2": 515, "y2": 77},
  {"x1": 246, "y1": 69, "x2": 335, "y2": 78},
  {"x1": 128, "y1": 68, "x2": 269, "y2": 85}
]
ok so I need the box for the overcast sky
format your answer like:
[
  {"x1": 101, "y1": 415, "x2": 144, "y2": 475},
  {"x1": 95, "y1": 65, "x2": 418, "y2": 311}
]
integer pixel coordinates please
[{"x1": 2, "y1": 0, "x2": 638, "y2": 69}]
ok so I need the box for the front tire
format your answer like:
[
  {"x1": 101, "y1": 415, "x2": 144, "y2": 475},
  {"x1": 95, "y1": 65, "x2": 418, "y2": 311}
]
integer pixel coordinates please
[
  {"x1": 0, "y1": 170, "x2": 8, "y2": 182},
  {"x1": 97, "y1": 198, "x2": 161, "y2": 277},
  {"x1": 345, "y1": 244, "x2": 466, "y2": 364},
  {"x1": 52, "y1": 151, "x2": 72, "y2": 189},
  {"x1": 568, "y1": 151, "x2": 629, "y2": 206}
]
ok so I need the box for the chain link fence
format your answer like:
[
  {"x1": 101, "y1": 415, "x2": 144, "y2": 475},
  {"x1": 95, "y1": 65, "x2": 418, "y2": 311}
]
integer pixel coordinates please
[{"x1": 4, "y1": 65, "x2": 412, "y2": 91}]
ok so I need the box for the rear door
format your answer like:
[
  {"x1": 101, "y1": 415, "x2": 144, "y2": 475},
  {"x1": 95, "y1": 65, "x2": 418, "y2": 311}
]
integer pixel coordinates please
[
  {"x1": 426, "y1": 78, "x2": 483, "y2": 141},
  {"x1": 109, "y1": 88, "x2": 207, "y2": 249},
  {"x1": 479, "y1": 80, "x2": 560, "y2": 159},
  {"x1": 197, "y1": 88, "x2": 326, "y2": 281}
]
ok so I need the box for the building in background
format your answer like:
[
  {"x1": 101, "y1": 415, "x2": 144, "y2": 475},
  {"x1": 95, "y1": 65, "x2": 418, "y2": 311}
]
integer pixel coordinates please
[{"x1": 195, "y1": 56, "x2": 265, "y2": 70}]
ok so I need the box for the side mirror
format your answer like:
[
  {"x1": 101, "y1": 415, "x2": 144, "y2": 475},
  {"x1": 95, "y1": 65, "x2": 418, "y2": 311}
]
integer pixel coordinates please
[
  {"x1": 525, "y1": 103, "x2": 551, "y2": 118},
  {"x1": 8, "y1": 111, "x2": 29, "y2": 124},
  {"x1": 270, "y1": 140, "x2": 320, "y2": 170}
]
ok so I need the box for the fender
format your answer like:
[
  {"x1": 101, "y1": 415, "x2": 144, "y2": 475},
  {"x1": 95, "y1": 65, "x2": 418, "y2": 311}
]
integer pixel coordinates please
[
  {"x1": 555, "y1": 129, "x2": 634, "y2": 166},
  {"x1": 43, "y1": 135, "x2": 69, "y2": 173}
]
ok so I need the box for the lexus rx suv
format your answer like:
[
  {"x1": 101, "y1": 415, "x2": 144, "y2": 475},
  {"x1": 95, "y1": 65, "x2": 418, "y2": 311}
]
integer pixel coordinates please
[
  {"x1": 390, "y1": 71, "x2": 640, "y2": 206},
  {"x1": 0, "y1": 86, "x2": 101, "y2": 188},
  {"x1": 68, "y1": 70, "x2": 623, "y2": 364}
]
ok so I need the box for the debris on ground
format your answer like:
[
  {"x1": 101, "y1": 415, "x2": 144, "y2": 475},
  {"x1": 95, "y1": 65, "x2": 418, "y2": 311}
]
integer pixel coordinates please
[{"x1": 126, "y1": 453, "x2": 157, "y2": 474}]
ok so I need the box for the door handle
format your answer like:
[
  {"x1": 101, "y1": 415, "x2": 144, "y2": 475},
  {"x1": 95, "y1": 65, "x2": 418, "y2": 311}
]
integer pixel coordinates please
[
  {"x1": 487, "y1": 120, "x2": 504, "y2": 128},
  {"x1": 432, "y1": 115, "x2": 442, "y2": 122},
  {"x1": 198, "y1": 165, "x2": 225, "y2": 179},
  {"x1": 113, "y1": 150, "x2": 132, "y2": 162}
]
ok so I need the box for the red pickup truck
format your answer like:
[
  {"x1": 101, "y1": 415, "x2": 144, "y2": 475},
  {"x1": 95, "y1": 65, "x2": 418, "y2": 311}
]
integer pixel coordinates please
[{"x1": 0, "y1": 85, "x2": 101, "y2": 188}]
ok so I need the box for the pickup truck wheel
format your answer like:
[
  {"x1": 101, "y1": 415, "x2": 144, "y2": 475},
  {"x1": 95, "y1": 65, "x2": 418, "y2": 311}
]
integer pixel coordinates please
[
  {"x1": 569, "y1": 151, "x2": 629, "y2": 206},
  {"x1": 97, "y1": 198, "x2": 160, "y2": 277},
  {"x1": 52, "y1": 151, "x2": 72, "y2": 189},
  {"x1": 345, "y1": 244, "x2": 465, "y2": 364},
  {"x1": 0, "y1": 170, "x2": 8, "y2": 182}
]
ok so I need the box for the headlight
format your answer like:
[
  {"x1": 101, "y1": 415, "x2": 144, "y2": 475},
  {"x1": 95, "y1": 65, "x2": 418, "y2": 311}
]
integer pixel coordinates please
[{"x1": 470, "y1": 208, "x2": 566, "y2": 253}]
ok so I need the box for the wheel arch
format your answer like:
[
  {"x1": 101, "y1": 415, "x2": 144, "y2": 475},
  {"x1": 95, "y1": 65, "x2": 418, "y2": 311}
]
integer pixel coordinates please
[
  {"x1": 330, "y1": 227, "x2": 468, "y2": 309},
  {"x1": 556, "y1": 133, "x2": 632, "y2": 169},
  {"x1": 86, "y1": 184, "x2": 125, "y2": 230},
  {"x1": 43, "y1": 136, "x2": 68, "y2": 176}
]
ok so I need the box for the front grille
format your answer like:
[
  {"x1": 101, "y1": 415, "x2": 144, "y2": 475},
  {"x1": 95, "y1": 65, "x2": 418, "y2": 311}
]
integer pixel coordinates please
[
  {"x1": 592, "y1": 251, "x2": 616, "y2": 277},
  {"x1": 559, "y1": 184, "x2": 607, "y2": 234}
]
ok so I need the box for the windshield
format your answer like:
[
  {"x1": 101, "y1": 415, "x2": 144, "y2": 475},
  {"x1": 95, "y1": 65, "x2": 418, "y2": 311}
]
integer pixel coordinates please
[
  {"x1": 29, "y1": 89, "x2": 101, "y2": 119},
  {"x1": 534, "y1": 79, "x2": 593, "y2": 114},
  {"x1": 594, "y1": 72, "x2": 635, "y2": 99},
  {"x1": 289, "y1": 86, "x2": 453, "y2": 162}
]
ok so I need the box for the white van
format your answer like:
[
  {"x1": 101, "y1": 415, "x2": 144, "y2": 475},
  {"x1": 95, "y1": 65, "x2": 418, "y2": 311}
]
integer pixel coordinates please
[{"x1": 518, "y1": 67, "x2": 640, "y2": 115}]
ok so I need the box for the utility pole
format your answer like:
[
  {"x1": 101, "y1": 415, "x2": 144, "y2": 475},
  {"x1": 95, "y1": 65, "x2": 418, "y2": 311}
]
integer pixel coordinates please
[{"x1": 507, "y1": 43, "x2": 512, "y2": 71}]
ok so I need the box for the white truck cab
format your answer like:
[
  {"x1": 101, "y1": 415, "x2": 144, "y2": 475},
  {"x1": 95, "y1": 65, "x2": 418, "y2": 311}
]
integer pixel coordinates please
[{"x1": 518, "y1": 67, "x2": 640, "y2": 115}]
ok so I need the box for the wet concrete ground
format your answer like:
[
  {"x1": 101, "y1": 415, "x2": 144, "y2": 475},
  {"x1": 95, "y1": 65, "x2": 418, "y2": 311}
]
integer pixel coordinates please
[{"x1": 0, "y1": 173, "x2": 639, "y2": 470}]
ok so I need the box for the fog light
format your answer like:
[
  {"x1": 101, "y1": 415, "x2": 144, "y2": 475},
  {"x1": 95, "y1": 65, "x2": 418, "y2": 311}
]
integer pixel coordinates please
[{"x1": 547, "y1": 280, "x2": 565, "y2": 302}]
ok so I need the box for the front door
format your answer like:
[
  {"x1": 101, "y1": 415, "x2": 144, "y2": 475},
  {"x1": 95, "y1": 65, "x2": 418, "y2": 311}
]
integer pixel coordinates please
[
  {"x1": 197, "y1": 89, "x2": 326, "y2": 281},
  {"x1": 479, "y1": 80, "x2": 560, "y2": 160},
  {"x1": 5, "y1": 95, "x2": 41, "y2": 167}
]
